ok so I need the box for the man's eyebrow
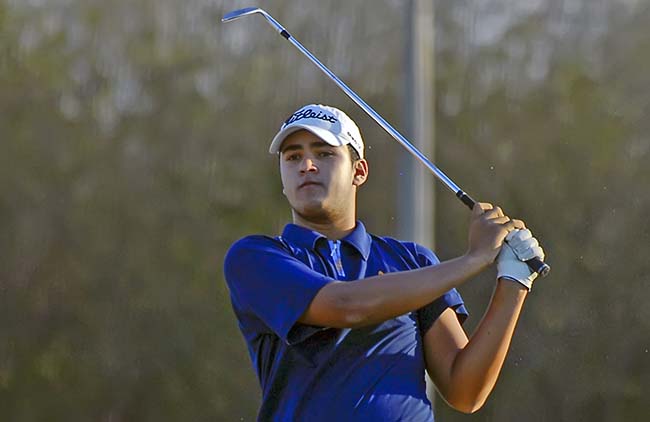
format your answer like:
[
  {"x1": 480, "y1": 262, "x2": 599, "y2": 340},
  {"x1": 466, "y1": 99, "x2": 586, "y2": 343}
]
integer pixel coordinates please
[
  {"x1": 281, "y1": 141, "x2": 331, "y2": 153},
  {"x1": 280, "y1": 144, "x2": 302, "y2": 153}
]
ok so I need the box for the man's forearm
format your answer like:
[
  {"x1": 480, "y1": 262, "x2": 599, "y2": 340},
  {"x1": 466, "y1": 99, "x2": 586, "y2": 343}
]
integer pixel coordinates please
[
  {"x1": 446, "y1": 279, "x2": 527, "y2": 411},
  {"x1": 300, "y1": 254, "x2": 487, "y2": 328}
]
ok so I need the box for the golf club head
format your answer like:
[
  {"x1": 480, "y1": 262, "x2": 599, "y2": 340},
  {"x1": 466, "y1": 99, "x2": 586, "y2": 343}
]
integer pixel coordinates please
[
  {"x1": 222, "y1": 7, "x2": 265, "y2": 23},
  {"x1": 221, "y1": 7, "x2": 287, "y2": 35}
]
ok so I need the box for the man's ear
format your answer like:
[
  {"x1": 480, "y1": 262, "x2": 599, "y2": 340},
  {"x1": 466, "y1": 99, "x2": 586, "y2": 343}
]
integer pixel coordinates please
[{"x1": 352, "y1": 159, "x2": 369, "y2": 187}]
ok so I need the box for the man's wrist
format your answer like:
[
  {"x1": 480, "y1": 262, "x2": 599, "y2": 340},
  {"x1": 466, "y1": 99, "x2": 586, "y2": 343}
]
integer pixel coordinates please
[
  {"x1": 498, "y1": 276, "x2": 532, "y2": 292},
  {"x1": 461, "y1": 252, "x2": 491, "y2": 275}
]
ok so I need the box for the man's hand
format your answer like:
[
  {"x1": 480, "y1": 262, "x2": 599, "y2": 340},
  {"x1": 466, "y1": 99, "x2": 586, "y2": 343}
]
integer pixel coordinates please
[
  {"x1": 466, "y1": 203, "x2": 524, "y2": 269},
  {"x1": 497, "y1": 229, "x2": 546, "y2": 290}
]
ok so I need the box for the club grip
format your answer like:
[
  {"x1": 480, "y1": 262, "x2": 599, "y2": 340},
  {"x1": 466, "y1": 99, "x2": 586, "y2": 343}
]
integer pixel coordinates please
[
  {"x1": 525, "y1": 256, "x2": 551, "y2": 277},
  {"x1": 456, "y1": 190, "x2": 476, "y2": 210},
  {"x1": 455, "y1": 190, "x2": 551, "y2": 277}
]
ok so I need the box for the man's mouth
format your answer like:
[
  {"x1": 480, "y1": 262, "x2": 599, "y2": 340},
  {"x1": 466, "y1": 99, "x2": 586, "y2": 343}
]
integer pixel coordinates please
[{"x1": 298, "y1": 181, "x2": 322, "y2": 189}]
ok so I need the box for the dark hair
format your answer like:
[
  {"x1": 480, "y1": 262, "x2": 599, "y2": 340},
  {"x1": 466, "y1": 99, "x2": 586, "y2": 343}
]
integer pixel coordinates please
[{"x1": 347, "y1": 144, "x2": 360, "y2": 162}]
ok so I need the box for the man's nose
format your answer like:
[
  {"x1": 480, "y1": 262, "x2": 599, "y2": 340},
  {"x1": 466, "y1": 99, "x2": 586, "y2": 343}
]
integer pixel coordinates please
[{"x1": 299, "y1": 157, "x2": 318, "y2": 173}]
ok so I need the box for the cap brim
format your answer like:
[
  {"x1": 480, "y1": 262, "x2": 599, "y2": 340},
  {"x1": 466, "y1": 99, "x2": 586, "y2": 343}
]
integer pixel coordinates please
[{"x1": 269, "y1": 124, "x2": 345, "y2": 154}]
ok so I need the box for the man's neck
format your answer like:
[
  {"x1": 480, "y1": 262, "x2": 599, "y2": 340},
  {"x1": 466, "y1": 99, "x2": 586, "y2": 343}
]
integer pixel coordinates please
[{"x1": 291, "y1": 212, "x2": 356, "y2": 240}]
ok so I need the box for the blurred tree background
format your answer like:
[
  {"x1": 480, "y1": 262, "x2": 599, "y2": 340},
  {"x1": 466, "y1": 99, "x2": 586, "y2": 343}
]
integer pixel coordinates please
[{"x1": 1, "y1": 0, "x2": 648, "y2": 420}]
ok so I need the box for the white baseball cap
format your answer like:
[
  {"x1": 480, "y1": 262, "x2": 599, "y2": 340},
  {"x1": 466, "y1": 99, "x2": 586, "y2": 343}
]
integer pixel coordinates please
[{"x1": 269, "y1": 104, "x2": 364, "y2": 159}]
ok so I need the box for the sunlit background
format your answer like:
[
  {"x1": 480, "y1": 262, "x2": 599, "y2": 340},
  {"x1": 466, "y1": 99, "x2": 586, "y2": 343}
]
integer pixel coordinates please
[{"x1": 2, "y1": 0, "x2": 649, "y2": 420}]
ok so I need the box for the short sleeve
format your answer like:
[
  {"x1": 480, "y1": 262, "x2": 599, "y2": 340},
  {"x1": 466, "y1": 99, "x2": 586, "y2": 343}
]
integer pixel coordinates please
[
  {"x1": 416, "y1": 289, "x2": 468, "y2": 337},
  {"x1": 410, "y1": 243, "x2": 469, "y2": 336},
  {"x1": 224, "y1": 235, "x2": 334, "y2": 345}
]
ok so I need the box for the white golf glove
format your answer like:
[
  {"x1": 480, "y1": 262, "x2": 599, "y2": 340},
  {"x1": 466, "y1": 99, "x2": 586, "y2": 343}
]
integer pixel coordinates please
[{"x1": 497, "y1": 229, "x2": 545, "y2": 291}]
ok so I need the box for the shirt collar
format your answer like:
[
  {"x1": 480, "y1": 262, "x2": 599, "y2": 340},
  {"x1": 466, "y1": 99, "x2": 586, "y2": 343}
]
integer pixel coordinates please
[{"x1": 281, "y1": 220, "x2": 371, "y2": 260}]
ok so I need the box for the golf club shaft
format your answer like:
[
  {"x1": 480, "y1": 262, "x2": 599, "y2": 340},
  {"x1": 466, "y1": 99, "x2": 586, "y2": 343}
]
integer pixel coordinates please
[{"x1": 222, "y1": 8, "x2": 550, "y2": 277}]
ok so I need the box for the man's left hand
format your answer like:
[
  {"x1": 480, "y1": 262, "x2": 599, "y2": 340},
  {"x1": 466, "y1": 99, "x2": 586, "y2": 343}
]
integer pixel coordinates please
[{"x1": 497, "y1": 229, "x2": 545, "y2": 291}]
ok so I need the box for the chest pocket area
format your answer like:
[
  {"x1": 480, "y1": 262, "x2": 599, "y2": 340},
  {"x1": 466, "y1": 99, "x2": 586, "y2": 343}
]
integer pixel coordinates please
[{"x1": 378, "y1": 238, "x2": 420, "y2": 273}]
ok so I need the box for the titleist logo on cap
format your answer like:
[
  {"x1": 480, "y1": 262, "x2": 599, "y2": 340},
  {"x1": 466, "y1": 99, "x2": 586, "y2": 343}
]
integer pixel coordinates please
[{"x1": 284, "y1": 108, "x2": 338, "y2": 127}]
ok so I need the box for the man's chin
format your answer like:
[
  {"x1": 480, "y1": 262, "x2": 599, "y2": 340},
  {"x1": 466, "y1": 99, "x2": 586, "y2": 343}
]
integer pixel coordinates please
[{"x1": 291, "y1": 203, "x2": 332, "y2": 224}]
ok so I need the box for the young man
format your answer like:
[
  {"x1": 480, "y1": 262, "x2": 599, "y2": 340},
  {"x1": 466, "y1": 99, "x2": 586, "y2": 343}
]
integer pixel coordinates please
[{"x1": 224, "y1": 104, "x2": 545, "y2": 421}]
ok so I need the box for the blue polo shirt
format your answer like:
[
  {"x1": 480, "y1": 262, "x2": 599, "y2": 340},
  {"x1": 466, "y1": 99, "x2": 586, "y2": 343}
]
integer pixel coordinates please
[{"x1": 224, "y1": 221, "x2": 468, "y2": 422}]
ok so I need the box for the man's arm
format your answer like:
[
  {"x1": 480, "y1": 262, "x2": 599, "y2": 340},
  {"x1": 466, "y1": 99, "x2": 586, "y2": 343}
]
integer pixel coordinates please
[
  {"x1": 299, "y1": 254, "x2": 487, "y2": 328},
  {"x1": 422, "y1": 280, "x2": 528, "y2": 414},
  {"x1": 298, "y1": 203, "x2": 521, "y2": 329}
]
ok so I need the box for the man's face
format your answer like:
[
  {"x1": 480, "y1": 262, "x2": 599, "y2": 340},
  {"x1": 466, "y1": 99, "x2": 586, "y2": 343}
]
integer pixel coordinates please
[{"x1": 279, "y1": 130, "x2": 367, "y2": 223}]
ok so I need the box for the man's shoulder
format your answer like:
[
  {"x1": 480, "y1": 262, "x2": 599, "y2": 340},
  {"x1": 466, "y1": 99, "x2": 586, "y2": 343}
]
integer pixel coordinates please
[
  {"x1": 225, "y1": 234, "x2": 288, "y2": 262},
  {"x1": 223, "y1": 234, "x2": 296, "y2": 291},
  {"x1": 230, "y1": 233, "x2": 279, "y2": 245}
]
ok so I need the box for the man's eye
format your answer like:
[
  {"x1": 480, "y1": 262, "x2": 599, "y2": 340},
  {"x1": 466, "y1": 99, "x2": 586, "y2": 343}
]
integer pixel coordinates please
[
  {"x1": 318, "y1": 151, "x2": 333, "y2": 157},
  {"x1": 286, "y1": 154, "x2": 300, "y2": 161}
]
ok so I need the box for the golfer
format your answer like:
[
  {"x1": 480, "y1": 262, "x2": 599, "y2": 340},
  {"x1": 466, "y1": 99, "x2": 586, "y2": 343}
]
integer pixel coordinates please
[{"x1": 224, "y1": 104, "x2": 545, "y2": 421}]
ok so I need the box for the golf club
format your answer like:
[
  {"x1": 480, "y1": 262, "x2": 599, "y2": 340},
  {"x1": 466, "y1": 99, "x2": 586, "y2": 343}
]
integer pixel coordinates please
[{"x1": 222, "y1": 7, "x2": 550, "y2": 277}]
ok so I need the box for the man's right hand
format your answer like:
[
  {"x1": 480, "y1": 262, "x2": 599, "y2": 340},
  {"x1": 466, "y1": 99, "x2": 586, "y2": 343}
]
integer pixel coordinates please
[{"x1": 465, "y1": 202, "x2": 523, "y2": 269}]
